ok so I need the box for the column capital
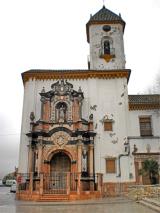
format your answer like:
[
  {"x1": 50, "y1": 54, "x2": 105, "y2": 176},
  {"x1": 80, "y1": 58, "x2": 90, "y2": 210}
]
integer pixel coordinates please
[{"x1": 89, "y1": 144, "x2": 94, "y2": 149}]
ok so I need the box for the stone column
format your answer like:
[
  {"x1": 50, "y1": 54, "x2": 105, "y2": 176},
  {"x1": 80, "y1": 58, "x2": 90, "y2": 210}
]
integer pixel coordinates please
[
  {"x1": 37, "y1": 137, "x2": 43, "y2": 175},
  {"x1": 77, "y1": 137, "x2": 83, "y2": 195},
  {"x1": 89, "y1": 143, "x2": 94, "y2": 191},
  {"x1": 39, "y1": 173, "x2": 44, "y2": 195},
  {"x1": 77, "y1": 172, "x2": 81, "y2": 195},
  {"x1": 88, "y1": 143, "x2": 94, "y2": 175},
  {"x1": 66, "y1": 172, "x2": 70, "y2": 195},
  {"x1": 29, "y1": 172, "x2": 34, "y2": 194},
  {"x1": 77, "y1": 139, "x2": 82, "y2": 173}
]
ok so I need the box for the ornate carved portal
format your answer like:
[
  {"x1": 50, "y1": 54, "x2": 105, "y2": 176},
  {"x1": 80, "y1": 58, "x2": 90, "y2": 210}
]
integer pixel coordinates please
[{"x1": 28, "y1": 80, "x2": 96, "y2": 190}]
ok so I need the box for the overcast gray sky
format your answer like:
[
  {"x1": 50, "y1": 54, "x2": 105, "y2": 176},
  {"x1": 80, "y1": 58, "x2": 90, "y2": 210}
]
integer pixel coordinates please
[{"x1": 0, "y1": 0, "x2": 160, "y2": 179}]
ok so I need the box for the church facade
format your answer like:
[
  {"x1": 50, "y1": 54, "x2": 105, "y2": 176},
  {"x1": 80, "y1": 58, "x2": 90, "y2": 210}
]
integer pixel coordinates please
[{"x1": 17, "y1": 6, "x2": 160, "y2": 201}]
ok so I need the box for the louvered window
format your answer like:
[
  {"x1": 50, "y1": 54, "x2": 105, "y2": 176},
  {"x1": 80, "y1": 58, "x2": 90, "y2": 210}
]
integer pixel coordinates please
[{"x1": 139, "y1": 116, "x2": 152, "y2": 136}]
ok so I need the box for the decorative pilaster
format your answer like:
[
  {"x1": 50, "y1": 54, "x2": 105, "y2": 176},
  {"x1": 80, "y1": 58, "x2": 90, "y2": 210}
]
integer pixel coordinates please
[
  {"x1": 77, "y1": 138, "x2": 83, "y2": 173},
  {"x1": 39, "y1": 173, "x2": 44, "y2": 195},
  {"x1": 37, "y1": 137, "x2": 43, "y2": 175},
  {"x1": 40, "y1": 87, "x2": 46, "y2": 120},
  {"x1": 88, "y1": 143, "x2": 94, "y2": 175},
  {"x1": 78, "y1": 86, "x2": 83, "y2": 119},
  {"x1": 29, "y1": 172, "x2": 34, "y2": 194},
  {"x1": 66, "y1": 172, "x2": 70, "y2": 195},
  {"x1": 77, "y1": 172, "x2": 81, "y2": 195}
]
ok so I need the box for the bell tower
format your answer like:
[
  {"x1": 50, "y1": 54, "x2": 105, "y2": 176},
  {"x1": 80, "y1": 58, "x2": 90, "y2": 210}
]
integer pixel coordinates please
[{"x1": 86, "y1": 6, "x2": 126, "y2": 70}]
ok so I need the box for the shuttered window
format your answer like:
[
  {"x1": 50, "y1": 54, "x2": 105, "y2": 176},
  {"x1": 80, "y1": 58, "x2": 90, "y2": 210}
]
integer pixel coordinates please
[
  {"x1": 139, "y1": 116, "x2": 152, "y2": 136},
  {"x1": 104, "y1": 121, "x2": 113, "y2": 131},
  {"x1": 106, "y1": 159, "x2": 116, "y2": 173}
]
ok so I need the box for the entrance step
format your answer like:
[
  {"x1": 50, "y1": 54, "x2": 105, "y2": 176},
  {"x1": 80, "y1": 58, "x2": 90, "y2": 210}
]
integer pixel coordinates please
[
  {"x1": 139, "y1": 198, "x2": 160, "y2": 212},
  {"x1": 40, "y1": 194, "x2": 69, "y2": 202}
]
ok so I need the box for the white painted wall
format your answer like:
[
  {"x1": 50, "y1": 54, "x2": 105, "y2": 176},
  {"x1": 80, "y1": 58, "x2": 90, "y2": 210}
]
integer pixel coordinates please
[
  {"x1": 89, "y1": 24, "x2": 125, "y2": 70},
  {"x1": 19, "y1": 77, "x2": 131, "y2": 182},
  {"x1": 129, "y1": 110, "x2": 160, "y2": 137},
  {"x1": 128, "y1": 110, "x2": 160, "y2": 154},
  {"x1": 19, "y1": 77, "x2": 160, "y2": 184}
]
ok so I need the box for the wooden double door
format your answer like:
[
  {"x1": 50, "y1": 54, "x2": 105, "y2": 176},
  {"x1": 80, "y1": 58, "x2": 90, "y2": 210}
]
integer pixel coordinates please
[{"x1": 49, "y1": 152, "x2": 71, "y2": 193}]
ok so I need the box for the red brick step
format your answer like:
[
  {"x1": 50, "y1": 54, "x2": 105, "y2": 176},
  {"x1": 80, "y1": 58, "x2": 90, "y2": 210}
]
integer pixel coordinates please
[{"x1": 40, "y1": 194, "x2": 69, "y2": 201}]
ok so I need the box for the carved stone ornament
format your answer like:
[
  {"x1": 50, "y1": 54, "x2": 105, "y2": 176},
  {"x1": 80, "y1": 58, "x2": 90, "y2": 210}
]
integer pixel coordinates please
[
  {"x1": 89, "y1": 114, "x2": 93, "y2": 120},
  {"x1": 90, "y1": 105, "x2": 97, "y2": 111},
  {"x1": 100, "y1": 114, "x2": 114, "y2": 124},
  {"x1": 50, "y1": 131, "x2": 70, "y2": 148},
  {"x1": 30, "y1": 112, "x2": 35, "y2": 121},
  {"x1": 146, "y1": 144, "x2": 151, "y2": 153},
  {"x1": 132, "y1": 144, "x2": 138, "y2": 154}
]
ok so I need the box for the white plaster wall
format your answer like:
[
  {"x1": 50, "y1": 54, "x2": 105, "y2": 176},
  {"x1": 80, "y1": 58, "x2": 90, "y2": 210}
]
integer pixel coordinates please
[
  {"x1": 89, "y1": 78, "x2": 131, "y2": 182},
  {"x1": 89, "y1": 24, "x2": 125, "y2": 70},
  {"x1": 19, "y1": 77, "x2": 131, "y2": 182},
  {"x1": 128, "y1": 110, "x2": 160, "y2": 137},
  {"x1": 128, "y1": 110, "x2": 160, "y2": 154},
  {"x1": 18, "y1": 79, "x2": 37, "y2": 173},
  {"x1": 129, "y1": 137, "x2": 160, "y2": 154}
]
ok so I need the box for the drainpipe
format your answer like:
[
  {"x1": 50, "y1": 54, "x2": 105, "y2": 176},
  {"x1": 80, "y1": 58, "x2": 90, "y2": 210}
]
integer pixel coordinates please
[{"x1": 117, "y1": 141, "x2": 130, "y2": 177}]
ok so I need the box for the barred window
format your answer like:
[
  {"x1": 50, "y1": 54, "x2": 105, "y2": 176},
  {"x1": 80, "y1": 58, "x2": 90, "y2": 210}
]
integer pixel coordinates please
[
  {"x1": 106, "y1": 159, "x2": 116, "y2": 173},
  {"x1": 139, "y1": 116, "x2": 152, "y2": 136}
]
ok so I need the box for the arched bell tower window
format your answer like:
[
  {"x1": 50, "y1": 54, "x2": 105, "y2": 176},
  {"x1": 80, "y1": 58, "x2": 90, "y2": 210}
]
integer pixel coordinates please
[
  {"x1": 104, "y1": 40, "x2": 110, "y2": 55},
  {"x1": 55, "y1": 102, "x2": 68, "y2": 122},
  {"x1": 100, "y1": 36, "x2": 115, "y2": 62}
]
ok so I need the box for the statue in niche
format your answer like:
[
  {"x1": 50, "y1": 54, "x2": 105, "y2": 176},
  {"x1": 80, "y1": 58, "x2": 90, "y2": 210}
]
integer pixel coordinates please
[
  {"x1": 59, "y1": 105, "x2": 65, "y2": 121},
  {"x1": 59, "y1": 105, "x2": 65, "y2": 119},
  {"x1": 82, "y1": 149, "x2": 87, "y2": 173},
  {"x1": 55, "y1": 102, "x2": 68, "y2": 123}
]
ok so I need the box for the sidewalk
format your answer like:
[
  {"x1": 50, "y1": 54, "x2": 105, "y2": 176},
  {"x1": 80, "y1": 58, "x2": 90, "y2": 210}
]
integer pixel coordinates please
[
  {"x1": 15, "y1": 196, "x2": 133, "y2": 206},
  {"x1": 139, "y1": 197, "x2": 160, "y2": 212}
]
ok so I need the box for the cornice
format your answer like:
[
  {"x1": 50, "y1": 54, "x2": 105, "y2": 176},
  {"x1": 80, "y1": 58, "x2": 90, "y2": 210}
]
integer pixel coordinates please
[
  {"x1": 128, "y1": 136, "x2": 160, "y2": 139},
  {"x1": 133, "y1": 152, "x2": 160, "y2": 156},
  {"x1": 129, "y1": 103, "x2": 160, "y2": 110},
  {"x1": 22, "y1": 69, "x2": 131, "y2": 85}
]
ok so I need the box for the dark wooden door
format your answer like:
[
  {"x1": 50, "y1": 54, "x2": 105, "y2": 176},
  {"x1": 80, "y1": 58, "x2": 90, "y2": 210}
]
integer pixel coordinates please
[
  {"x1": 50, "y1": 152, "x2": 71, "y2": 173},
  {"x1": 49, "y1": 152, "x2": 71, "y2": 193}
]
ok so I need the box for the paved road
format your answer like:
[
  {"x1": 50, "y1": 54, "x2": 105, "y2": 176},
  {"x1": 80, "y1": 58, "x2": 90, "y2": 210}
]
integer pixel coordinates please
[{"x1": 0, "y1": 187, "x2": 157, "y2": 213}]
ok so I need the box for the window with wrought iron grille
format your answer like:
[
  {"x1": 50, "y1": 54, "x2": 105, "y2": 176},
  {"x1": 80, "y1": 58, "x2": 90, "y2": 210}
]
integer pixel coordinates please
[
  {"x1": 106, "y1": 159, "x2": 116, "y2": 173},
  {"x1": 139, "y1": 116, "x2": 152, "y2": 136}
]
